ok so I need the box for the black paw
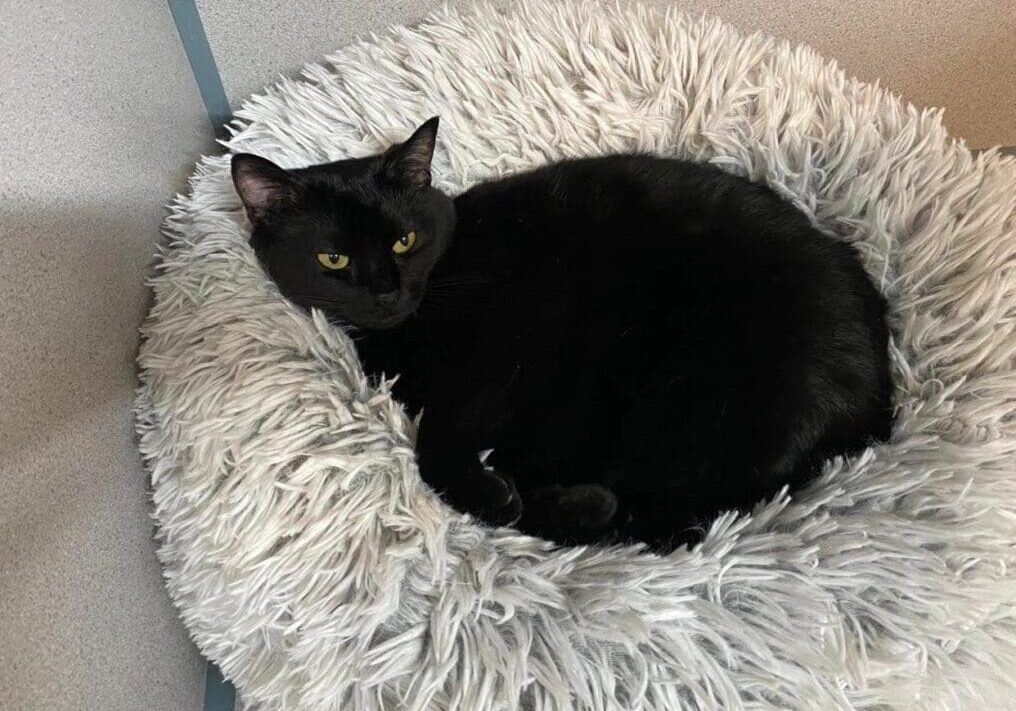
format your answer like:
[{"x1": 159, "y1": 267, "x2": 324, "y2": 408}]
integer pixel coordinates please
[
  {"x1": 454, "y1": 469, "x2": 523, "y2": 527},
  {"x1": 525, "y1": 483, "x2": 619, "y2": 542}
]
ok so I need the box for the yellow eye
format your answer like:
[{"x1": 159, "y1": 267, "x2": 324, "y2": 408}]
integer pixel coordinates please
[
  {"x1": 392, "y1": 230, "x2": 417, "y2": 255},
  {"x1": 317, "y1": 253, "x2": 350, "y2": 270}
]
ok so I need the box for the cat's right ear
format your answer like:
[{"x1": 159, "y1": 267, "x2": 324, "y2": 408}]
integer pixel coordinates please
[
  {"x1": 231, "y1": 154, "x2": 298, "y2": 223},
  {"x1": 380, "y1": 117, "x2": 439, "y2": 191}
]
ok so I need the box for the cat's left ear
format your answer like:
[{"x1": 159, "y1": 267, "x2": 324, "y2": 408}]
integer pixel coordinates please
[
  {"x1": 380, "y1": 117, "x2": 439, "y2": 191},
  {"x1": 231, "y1": 153, "x2": 299, "y2": 223}
]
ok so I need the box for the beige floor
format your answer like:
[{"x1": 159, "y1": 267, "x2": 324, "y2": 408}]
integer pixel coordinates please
[{"x1": 0, "y1": 2, "x2": 211, "y2": 710}]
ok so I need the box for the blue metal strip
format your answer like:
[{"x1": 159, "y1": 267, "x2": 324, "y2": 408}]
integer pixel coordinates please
[
  {"x1": 202, "y1": 662, "x2": 236, "y2": 711},
  {"x1": 168, "y1": 0, "x2": 233, "y2": 137}
]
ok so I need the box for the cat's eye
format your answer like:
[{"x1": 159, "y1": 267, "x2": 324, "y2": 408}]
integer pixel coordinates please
[
  {"x1": 317, "y1": 253, "x2": 350, "y2": 270},
  {"x1": 392, "y1": 231, "x2": 417, "y2": 255}
]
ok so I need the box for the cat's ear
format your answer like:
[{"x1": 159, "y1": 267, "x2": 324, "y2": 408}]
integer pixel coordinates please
[
  {"x1": 380, "y1": 117, "x2": 439, "y2": 191},
  {"x1": 231, "y1": 154, "x2": 299, "y2": 222}
]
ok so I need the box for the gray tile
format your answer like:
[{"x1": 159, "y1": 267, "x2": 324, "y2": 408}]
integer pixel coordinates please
[
  {"x1": 196, "y1": 0, "x2": 507, "y2": 109},
  {"x1": 0, "y1": 1, "x2": 212, "y2": 710}
]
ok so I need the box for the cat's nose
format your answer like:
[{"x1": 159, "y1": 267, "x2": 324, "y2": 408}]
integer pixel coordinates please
[{"x1": 376, "y1": 291, "x2": 400, "y2": 307}]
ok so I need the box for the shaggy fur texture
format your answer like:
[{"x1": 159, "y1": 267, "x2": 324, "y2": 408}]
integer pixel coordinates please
[{"x1": 135, "y1": 2, "x2": 1016, "y2": 709}]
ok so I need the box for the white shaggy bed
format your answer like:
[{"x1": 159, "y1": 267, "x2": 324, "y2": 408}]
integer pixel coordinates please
[{"x1": 136, "y1": 2, "x2": 1016, "y2": 709}]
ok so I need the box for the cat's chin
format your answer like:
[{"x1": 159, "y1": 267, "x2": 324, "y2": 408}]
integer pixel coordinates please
[{"x1": 353, "y1": 312, "x2": 413, "y2": 331}]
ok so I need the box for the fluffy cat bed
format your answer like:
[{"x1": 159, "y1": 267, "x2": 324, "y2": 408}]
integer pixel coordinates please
[{"x1": 136, "y1": 2, "x2": 1016, "y2": 708}]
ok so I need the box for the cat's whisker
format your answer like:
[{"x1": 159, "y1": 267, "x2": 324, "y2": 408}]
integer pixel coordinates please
[
  {"x1": 427, "y1": 275, "x2": 489, "y2": 287},
  {"x1": 424, "y1": 281, "x2": 489, "y2": 301}
]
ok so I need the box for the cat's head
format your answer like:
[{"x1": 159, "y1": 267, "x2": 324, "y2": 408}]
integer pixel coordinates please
[{"x1": 231, "y1": 118, "x2": 455, "y2": 329}]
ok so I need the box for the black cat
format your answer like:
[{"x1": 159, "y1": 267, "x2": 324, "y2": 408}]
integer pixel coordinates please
[{"x1": 232, "y1": 118, "x2": 893, "y2": 550}]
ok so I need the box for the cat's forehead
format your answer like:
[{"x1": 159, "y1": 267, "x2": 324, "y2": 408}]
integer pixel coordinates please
[
  {"x1": 303, "y1": 177, "x2": 410, "y2": 217},
  {"x1": 280, "y1": 187, "x2": 405, "y2": 247},
  {"x1": 332, "y1": 192, "x2": 408, "y2": 231}
]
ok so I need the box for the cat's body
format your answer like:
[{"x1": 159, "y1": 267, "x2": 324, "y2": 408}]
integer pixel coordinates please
[{"x1": 233, "y1": 119, "x2": 893, "y2": 549}]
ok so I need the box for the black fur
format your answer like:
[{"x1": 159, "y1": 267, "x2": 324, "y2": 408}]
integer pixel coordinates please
[{"x1": 233, "y1": 119, "x2": 893, "y2": 550}]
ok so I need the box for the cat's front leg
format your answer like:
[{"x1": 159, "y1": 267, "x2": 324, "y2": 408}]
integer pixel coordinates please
[
  {"x1": 457, "y1": 469, "x2": 523, "y2": 527},
  {"x1": 415, "y1": 417, "x2": 522, "y2": 526}
]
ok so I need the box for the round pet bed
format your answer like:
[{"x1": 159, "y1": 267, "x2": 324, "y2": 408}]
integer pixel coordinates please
[{"x1": 136, "y1": 2, "x2": 1016, "y2": 709}]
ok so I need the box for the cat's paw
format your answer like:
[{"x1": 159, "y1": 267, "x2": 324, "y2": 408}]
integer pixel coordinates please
[
  {"x1": 457, "y1": 469, "x2": 523, "y2": 527},
  {"x1": 525, "y1": 483, "x2": 619, "y2": 542}
]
